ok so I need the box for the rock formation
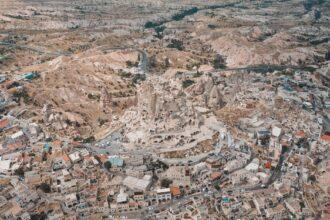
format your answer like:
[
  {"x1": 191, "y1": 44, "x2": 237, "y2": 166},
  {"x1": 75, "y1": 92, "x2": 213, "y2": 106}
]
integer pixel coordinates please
[{"x1": 208, "y1": 85, "x2": 226, "y2": 109}]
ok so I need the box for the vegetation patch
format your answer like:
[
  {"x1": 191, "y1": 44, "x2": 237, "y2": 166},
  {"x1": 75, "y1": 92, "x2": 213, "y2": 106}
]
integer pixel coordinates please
[
  {"x1": 182, "y1": 79, "x2": 195, "y2": 88},
  {"x1": 132, "y1": 74, "x2": 146, "y2": 84},
  {"x1": 167, "y1": 39, "x2": 184, "y2": 51},
  {"x1": 172, "y1": 7, "x2": 198, "y2": 21}
]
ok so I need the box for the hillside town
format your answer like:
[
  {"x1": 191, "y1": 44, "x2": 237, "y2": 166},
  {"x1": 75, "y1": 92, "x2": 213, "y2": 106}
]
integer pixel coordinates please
[{"x1": 0, "y1": 0, "x2": 330, "y2": 219}]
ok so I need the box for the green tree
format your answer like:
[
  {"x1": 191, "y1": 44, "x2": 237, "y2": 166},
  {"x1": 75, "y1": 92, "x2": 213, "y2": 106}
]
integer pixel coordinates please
[
  {"x1": 132, "y1": 74, "x2": 146, "y2": 84},
  {"x1": 167, "y1": 39, "x2": 184, "y2": 51},
  {"x1": 14, "y1": 167, "x2": 25, "y2": 177},
  {"x1": 154, "y1": 25, "x2": 166, "y2": 39},
  {"x1": 161, "y1": 178, "x2": 173, "y2": 188},
  {"x1": 104, "y1": 161, "x2": 112, "y2": 170},
  {"x1": 214, "y1": 184, "x2": 221, "y2": 191},
  {"x1": 38, "y1": 183, "x2": 51, "y2": 193},
  {"x1": 83, "y1": 136, "x2": 95, "y2": 143},
  {"x1": 31, "y1": 212, "x2": 47, "y2": 220},
  {"x1": 182, "y1": 79, "x2": 195, "y2": 88},
  {"x1": 213, "y1": 54, "x2": 226, "y2": 69}
]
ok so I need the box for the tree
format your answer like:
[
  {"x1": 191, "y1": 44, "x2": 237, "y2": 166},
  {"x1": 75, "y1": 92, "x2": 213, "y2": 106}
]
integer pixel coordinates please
[
  {"x1": 325, "y1": 50, "x2": 330, "y2": 61},
  {"x1": 164, "y1": 58, "x2": 170, "y2": 68},
  {"x1": 182, "y1": 79, "x2": 195, "y2": 88},
  {"x1": 208, "y1": 24, "x2": 217, "y2": 29},
  {"x1": 38, "y1": 183, "x2": 51, "y2": 193},
  {"x1": 104, "y1": 161, "x2": 112, "y2": 170},
  {"x1": 31, "y1": 212, "x2": 47, "y2": 220},
  {"x1": 12, "y1": 88, "x2": 32, "y2": 104},
  {"x1": 167, "y1": 39, "x2": 184, "y2": 51},
  {"x1": 83, "y1": 136, "x2": 95, "y2": 143},
  {"x1": 152, "y1": 172, "x2": 159, "y2": 182},
  {"x1": 172, "y1": 7, "x2": 198, "y2": 21},
  {"x1": 107, "y1": 194, "x2": 113, "y2": 204},
  {"x1": 126, "y1": 60, "x2": 138, "y2": 68},
  {"x1": 149, "y1": 55, "x2": 157, "y2": 68},
  {"x1": 314, "y1": 9, "x2": 321, "y2": 20},
  {"x1": 73, "y1": 136, "x2": 82, "y2": 142},
  {"x1": 154, "y1": 25, "x2": 166, "y2": 39},
  {"x1": 132, "y1": 74, "x2": 146, "y2": 84},
  {"x1": 308, "y1": 175, "x2": 316, "y2": 183},
  {"x1": 212, "y1": 54, "x2": 227, "y2": 69},
  {"x1": 98, "y1": 118, "x2": 108, "y2": 126},
  {"x1": 303, "y1": 0, "x2": 313, "y2": 11},
  {"x1": 145, "y1": 21, "x2": 159, "y2": 29},
  {"x1": 42, "y1": 152, "x2": 47, "y2": 161},
  {"x1": 214, "y1": 184, "x2": 221, "y2": 191},
  {"x1": 14, "y1": 167, "x2": 24, "y2": 177},
  {"x1": 158, "y1": 160, "x2": 169, "y2": 170},
  {"x1": 161, "y1": 178, "x2": 173, "y2": 188}
]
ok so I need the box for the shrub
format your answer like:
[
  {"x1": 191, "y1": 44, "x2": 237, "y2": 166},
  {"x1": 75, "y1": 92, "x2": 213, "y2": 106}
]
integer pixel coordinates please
[
  {"x1": 83, "y1": 136, "x2": 95, "y2": 143},
  {"x1": 144, "y1": 21, "x2": 160, "y2": 29},
  {"x1": 149, "y1": 55, "x2": 157, "y2": 68},
  {"x1": 14, "y1": 167, "x2": 25, "y2": 177},
  {"x1": 31, "y1": 212, "x2": 47, "y2": 220},
  {"x1": 119, "y1": 71, "x2": 132, "y2": 78},
  {"x1": 161, "y1": 178, "x2": 173, "y2": 188},
  {"x1": 98, "y1": 118, "x2": 108, "y2": 126},
  {"x1": 167, "y1": 39, "x2": 184, "y2": 51},
  {"x1": 208, "y1": 24, "x2": 217, "y2": 29},
  {"x1": 193, "y1": 71, "x2": 203, "y2": 78},
  {"x1": 132, "y1": 74, "x2": 146, "y2": 84},
  {"x1": 104, "y1": 161, "x2": 112, "y2": 170},
  {"x1": 126, "y1": 60, "x2": 139, "y2": 68},
  {"x1": 212, "y1": 54, "x2": 227, "y2": 69},
  {"x1": 175, "y1": 71, "x2": 184, "y2": 77},
  {"x1": 172, "y1": 7, "x2": 198, "y2": 21},
  {"x1": 182, "y1": 79, "x2": 195, "y2": 88},
  {"x1": 73, "y1": 136, "x2": 82, "y2": 142},
  {"x1": 87, "y1": 93, "x2": 100, "y2": 101},
  {"x1": 13, "y1": 88, "x2": 32, "y2": 104},
  {"x1": 154, "y1": 25, "x2": 166, "y2": 39},
  {"x1": 326, "y1": 50, "x2": 330, "y2": 61},
  {"x1": 38, "y1": 183, "x2": 51, "y2": 193}
]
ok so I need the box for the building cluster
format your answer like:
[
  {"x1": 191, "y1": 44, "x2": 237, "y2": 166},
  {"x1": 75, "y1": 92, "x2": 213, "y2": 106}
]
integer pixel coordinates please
[{"x1": 0, "y1": 56, "x2": 329, "y2": 220}]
